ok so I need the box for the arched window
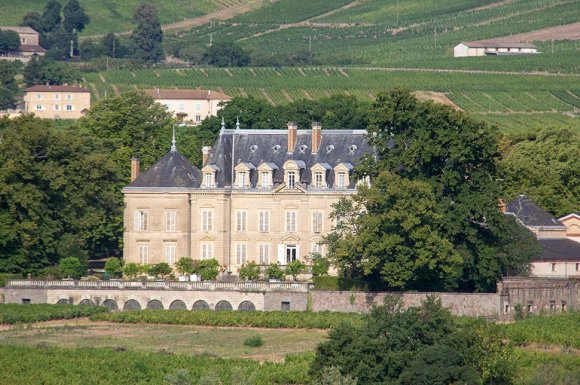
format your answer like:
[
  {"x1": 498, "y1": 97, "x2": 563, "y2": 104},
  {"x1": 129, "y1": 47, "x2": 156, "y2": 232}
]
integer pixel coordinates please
[
  {"x1": 169, "y1": 300, "x2": 187, "y2": 310},
  {"x1": 102, "y1": 299, "x2": 118, "y2": 311},
  {"x1": 215, "y1": 300, "x2": 233, "y2": 311},
  {"x1": 123, "y1": 299, "x2": 141, "y2": 311},
  {"x1": 238, "y1": 301, "x2": 256, "y2": 311},
  {"x1": 192, "y1": 300, "x2": 209, "y2": 310},
  {"x1": 147, "y1": 300, "x2": 164, "y2": 310}
]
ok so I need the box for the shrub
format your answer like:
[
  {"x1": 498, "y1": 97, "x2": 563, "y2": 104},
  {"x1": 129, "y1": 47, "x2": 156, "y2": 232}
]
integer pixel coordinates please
[
  {"x1": 0, "y1": 304, "x2": 108, "y2": 324},
  {"x1": 243, "y1": 335, "x2": 264, "y2": 347},
  {"x1": 104, "y1": 258, "x2": 122, "y2": 278},
  {"x1": 286, "y1": 260, "x2": 306, "y2": 280},
  {"x1": 310, "y1": 255, "x2": 330, "y2": 277},
  {"x1": 238, "y1": 261, "x2": 260, "y2": 281},
  {"x1": 150, "y1": 263, "x2": 172, "y2": 279},
  {"x1": 175, "y1": 257, "x2": 196, "y2": 276},
  {"x1": 123, "y1": 263, "x2": 141, "y2": 279},
  {"x1": 0, "y1": 274, "x2": 21, "y2": 287},
  {"x1": 266, "y1": 263, "x2": 284, "y2": 280},
  {"x1": 315, "y1": 366, "x2": 358, "y2": 385},
  {"x1": 312, "y1": 276, "x2": 368, "y2": 291},
  {"x1": 59, "y1": 257, "x2": 84, "y2": 279},
  {"x1": 197, "y1": 259, "x2": 220, "y2": 281}
]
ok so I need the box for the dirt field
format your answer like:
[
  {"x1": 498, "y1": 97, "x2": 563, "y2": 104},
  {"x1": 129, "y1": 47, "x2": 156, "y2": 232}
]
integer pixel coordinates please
[
  {"x1": 490, "y1": 22, "x2": 580, "y2": 42},
  {"x1": 413, "y1": 91, "x2": 462, "y2": 110}
]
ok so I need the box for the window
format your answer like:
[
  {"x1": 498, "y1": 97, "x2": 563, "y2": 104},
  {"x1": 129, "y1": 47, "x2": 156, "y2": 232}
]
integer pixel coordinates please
[
  {"x1": 36, "y1": 104, "x2": 43, "y2": 110},
  {"x1": 196, "y1": 103, "x2": 201, "y2": 111},
  {"x1": 166, "y1": 211, "x2": 176, "y2": 232},
  {"x1": 259, "y1": 211, "x2": 270, "y2": 232},
  {"x1": 196, "y1": 115, "x2": 201, "y2": 122},
  {"x1": 201, "y1": 243, "x2": 213, "y2": 260},
  {"x1": 285, "y1": 211, "x2": 297, "y2": 232},
  {"x1": 202, "y1": 210, "x2": 213, "y2": 232},
  {"x1": 314, "y1": 172, "x2": 323, "y2": 188},
  {"x1": 237, "y1": 172, "x2": 247, "y2": 188},
  {"x1": 67, "y1": 94, "x2": 72, "y2": 101},
  {"x1": 576, "y1": 263, "x2": 579, "y2": 272},
  {"x1": 259, "y1": 244, "x2": 269, "y2": 264},
  {"x1": 236, "y1": 243, "x2": 247, "y2": 265},
  {"x1": 179, "y1": 103, "x2": 184, "y2": 111},
  {"x1": 551, "y1": 263, "x2": 557, "y2": 272},
  {"x1": 204, "y1": 173, "x2": 212, "y2": 188},
  {"x1": 21, "y1": 299, "x2": 31, "y2": 304},
  {"x1": 54, "y1": 105, "x2": 60, "y2": 111},
  {"x1": 54, "y1": 94, "x2": 60, "y2": 100},
  {"x1": 65, "y1": 105, "x2": 73, "y2": 111},
  {"x1": 527, "y1": 302, "x2": 533, "y2": 313},
  {"x1": 549, "y1": 301, "x2": 556, "y2": 311},
  {"x1": 165, "y1": 244, "x2": 176, "y2": 265},
  {"x1": 134, "y1": 210, "x2": 148, "y2": 231},
  {"x1": 312, "y1": 242, "x2": 322, "y2": 255},
  {"x1": 504, "y1": 304, "x2": 510, "y2": 314},
  {"x1": 261, "y1": 172, "x2": 271, "y2": 188},
  {"x1": 36, "y1": 94, "x2": 42, "y2": 100},
  {"x1": 285, "y1": 245, "x2": 297, "y2": 264},
  {"x1": 287, "y1": 171, "x2": 296, "y2": 189},
  {"x1": 236, "y1": 210, "x2": 247, "y2": 232},
  {"x1": 337, "y1": 172, "x2": 346, "y2": 188},
  {"x1": 138, "y1": 245, "x2": 149, "y2": 264},
  {"x1": 312, "y1": 211, "x2": 323, "y2": 233},
  {"x1": 281, "y1": 301, "x2": 290, "y2": 311}
]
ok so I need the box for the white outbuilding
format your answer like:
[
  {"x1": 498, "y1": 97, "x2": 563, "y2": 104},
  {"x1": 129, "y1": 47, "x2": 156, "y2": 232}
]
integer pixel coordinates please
[{"x1": 454, "y1": 41, "x2": 539, "y2": 57}]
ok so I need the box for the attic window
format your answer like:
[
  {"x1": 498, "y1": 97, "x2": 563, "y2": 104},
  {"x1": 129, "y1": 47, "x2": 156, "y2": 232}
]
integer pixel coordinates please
[
  {"x1": 299, "y1": 145, "x2": 308, "y2": 153},
  {"x1": 348, "y1": 145, "x2": 357, "y2": 154},
  {"x1": 326, "y1": 145, "x2": 334, "y2": 153},
  {"x1": 272, "y1": 145, "x2": 281, "y2": 153},
  {"x1": 250, "y1": 145, "x2": 258, "y2": 153}
]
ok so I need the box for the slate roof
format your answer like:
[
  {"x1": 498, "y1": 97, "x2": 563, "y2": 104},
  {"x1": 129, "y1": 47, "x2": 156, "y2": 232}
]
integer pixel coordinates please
[
  {"x1": 128, "y1": 149, "x2": 201, "y2": 188},
  {"x1": 506, "y1": 195, "x2": 565, "y2": 228},
  {"x1": 537, "y1": 239, "x2": 580, "y2": 261},
  {"x1": 204, "y1": 129, "x2": 373, "y2": 188}
]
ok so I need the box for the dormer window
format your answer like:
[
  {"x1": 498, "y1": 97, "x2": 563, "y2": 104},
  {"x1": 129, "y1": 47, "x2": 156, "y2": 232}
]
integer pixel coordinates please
[
  {"x1": 257, "y1": 162, "x2": 277, "y2": 189},
  {"x1": 314, "y1": 172, "x2": 323, "y2": 188},
  {"x1": 201, "y1": 164, "x2": 220, "y2": 188},
  {"x1": 310, "y1": 163, "x2": 331, "y2": 189},
  {"x1": 287, "y1": 171, "x2": 296, "y2": 189},
  {"x1": 334, "y1": 163, "x2": 353, "y2": 189},
  {"x1": 283, "y1": 160, "x2": 306, "y2": 190},
  {"x1": 234, "y1": 162, "x2": 255, "y2": 189}
]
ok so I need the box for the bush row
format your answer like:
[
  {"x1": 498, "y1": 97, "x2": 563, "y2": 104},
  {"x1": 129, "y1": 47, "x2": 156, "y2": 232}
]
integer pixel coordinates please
[
  {"x1": 0, "y1": 304, "x2": 108, "y2": 324},
  {"x1": 91, "y1": 309, "x2": 364, "y2": 329}
]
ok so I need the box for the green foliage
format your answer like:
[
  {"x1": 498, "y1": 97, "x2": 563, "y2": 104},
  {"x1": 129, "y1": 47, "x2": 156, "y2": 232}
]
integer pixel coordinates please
[
  {"x1": 312, "y1": 276, "x2": 368, "y2": 291},
  {"x1": 285, "y1": 260, "x2": 306, "y2": 280},
  {"x1": 0, "y1": 87, "x2": 16, "y2": 110},
  {"x1": 197, "y1": 259, "x2": 220, "y2": 281},
  {"x1": 499, "y1": 129, "x2": 580, "y2": 217},
  {"x1": 58, "y1": 257, "x2": 84, "y2": 279},
  {"x1": 0, "y1": 345, "x2": 311, "y2": 385},
  {"x1": 101, "y1": 33, "x2": 121, "y2": 58},
  {"x1": 63, "y1": 0, "x2": 90, "y2": 33},
  {"x1": 265, "y1": 263, "x2": 284, "y2": 280},
  {"x1": 0, "y1": 303, "x2": 107, "y2": 324},
  {"x1": 314, "y1": 366, "x2": 358, "y2": 385},
  {"x1": 0, "y1": 30, "x2": 20, "y2": 53},
  {"x1": 311, "y1": 296, "x2": 513, "y2": 385},
  {"x1": 243, "y1": 335, "x2": 264, "y2": 347},
  {"x1": 204, "y1": 41, "x2": 250, "y2": 67},
  {"x1": 149, "y1": 262, "x2": 172, "y2": 279},
  {"x1": 91, "y1": 309, "x2": 364, "y2": 329},
  {"x1": 0, "y1": 273, "x2": 21, "y2": 287},
  {"x1": 499, "y1": 312, "x2": 580, "y2": 349},
  {"x1": 40, "y1": 1, "x2": 62, "y2": 33},
  {"x1": 123, "y1": 262, "x2": 141, "y2": 279},
  {"x1": 23, "y1": 56, "x2": 80, "y2": 86},
  {"x1": 130, "y1": 3, "x2": 164, "y2": 63},
  {"x1": 175, "y1": 257, "x2": 195, "y2": 276},
  {"x1": 238, "y1": 261, "x2": 260, "y2": 281},
  {"x1": 104, "y1": 257, "x2": 122, "y2": 278},
  {"x1": 308, "y1": 253, "x2": 330, "y2": 277}
]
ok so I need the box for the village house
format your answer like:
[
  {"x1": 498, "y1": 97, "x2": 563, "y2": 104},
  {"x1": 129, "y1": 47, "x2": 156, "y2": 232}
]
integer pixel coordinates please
[
  {"x1": 123, "y1": 122, "x2": 372, "y2": 272},
  {"x1": 23, "y1": 84, "x2": 91, "y2": 119},
  {"x1": 454, "y1": 41, "x2": 538, "y2": 57},
  {"x1": 0, "y1": 26, "x2": 45, "y2": 61},
  {"x1": 144, "y1": 89, "x2": 231, "y2": 125},
  {"x1": 505, "y1": 195, "x2": 580, "y2": 278}
]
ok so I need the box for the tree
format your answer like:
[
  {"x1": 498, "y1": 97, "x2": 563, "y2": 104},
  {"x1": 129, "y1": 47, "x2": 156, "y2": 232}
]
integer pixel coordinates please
[
  {"x1": 204, "y1": 41, "x2": 250, "y2": 67},
  {"x1": 285, "y1": 260, "x2": 307, "y2": 281},
  {"x1": 104, "y1": 257, "x2": 122, "y2": 278},
  {"x1": 175, "y1": 257, "x2": 196, "y2": 276},
  {"x1": 354, "y1": 89, "x2": 537, "y2": 292},
  {"x1": 238, "y1": 261, "x2": 260, "y2": 281},
  {"x1": 150, "y1": 262, "x2": 172, "y2": 279},
  {"x1": 63, "y1": 0, "x2": 90, "y2": 33},
  {"x1": 22, "y1": 12, "x2": 43, "y2": 33},
  {"x1": 308, "y1": 253, "x2": 330, "y2": 277},
  {"x1": 499, "y1": 129, "x2": 580, "y2": 217},
  {"x1": 123, "y1": 262, "x2": 141, "y2": 279},
  {"x1": 130, "y1": 3, "x2": 164, "y2": 63},
  {"x1": 40, "y1": 1, "x2": 62, "y2": 33},
  {"x1": 59, "y1": 257, "x2": 83, "y2": 279},
  {"x1": 0, "y1": 30, "x2": 21, "y2": 53},
  {"x1": 80, "y1": 39, "x2": 106, "y2": 60},
  {"x1": 0, "y1": 87, "x2": 16, "y2": 110},
  {"x1": 325, "y1": 172, "x2": 462, "y2": 291},
  {"x1": 102, "y1": 33, "x2": 120, "y2": 58},
  {"x1": 23, "y1": 57, "x2": 80, "y2": 86},
  {"x1": 197, "y1": 259, "x2": 220, "y2": 281}
]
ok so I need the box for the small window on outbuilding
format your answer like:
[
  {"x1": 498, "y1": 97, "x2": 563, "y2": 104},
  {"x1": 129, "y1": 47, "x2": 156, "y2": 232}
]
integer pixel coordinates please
[
  {"x1": 281, "y1": 301, "x2": 290, "y2": 311},
  {"x1": 527, "y1": 301, "x2": 533, "y2": 313},
  {"x1": 21, "y1": 299, "x2": 31, "y2": 304},
  {"x1": 549, "y1": 300, "x2": 556, "y2": 311},
  {"x1": 504, "y1": 304, "x2": 510, "y2": 314}
]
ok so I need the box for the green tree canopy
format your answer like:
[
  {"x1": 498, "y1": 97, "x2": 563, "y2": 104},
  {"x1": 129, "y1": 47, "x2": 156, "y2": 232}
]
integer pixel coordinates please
[
  {"x1": 130, "y1": 3, "x2": 164, "y2": 63},
  {"x1": 23, "y1": 57, "x2": 80, "y2": 86},
  {"x1": 58, "y1": 257, "x2": 83, "y2": 279},
  {"x1": 499, "y1": 128, "x2": 580, "y2": 217},
  {"x1": 40, "y1": 1, "x2": 62, "y2": 33},
  {"x1": 204, "y1": 41, "x2": 250, "y2": 67},
  {"x1": 0, "y1": 30, "x2": 21, "y2": 53},
  {"x1": 22, "y1": 12, "x2": 43, "y2": 33},
  {"x1": 102, "y1": 33, "x2": 121, "y2": 58},
  {"x1": 63, "y1": 0, "x2": 90, "y2": 33}
]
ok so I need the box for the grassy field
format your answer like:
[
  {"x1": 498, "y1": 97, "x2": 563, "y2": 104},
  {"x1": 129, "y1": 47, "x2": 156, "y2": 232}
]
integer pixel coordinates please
[{"x1": 0, "y1": 0, "x2": 247, "y2": 35}]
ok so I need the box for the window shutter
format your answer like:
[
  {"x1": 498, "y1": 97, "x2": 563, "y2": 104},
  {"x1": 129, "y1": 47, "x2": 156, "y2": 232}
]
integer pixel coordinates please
[
  {"x1": 134, "y1": 211, "x2": 140, "y2": 231},
  {"x1": 296, "y1": 245, "x2": 300, "y2": 260},
  {"x1": 277, "y1": 244, "x2": 284, "y2": 265}
]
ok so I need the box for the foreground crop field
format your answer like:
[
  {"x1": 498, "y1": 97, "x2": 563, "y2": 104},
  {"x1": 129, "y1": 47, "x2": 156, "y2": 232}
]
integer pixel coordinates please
[{"x1": 0, "y1": 304, "x2": 107, "y2": 325}]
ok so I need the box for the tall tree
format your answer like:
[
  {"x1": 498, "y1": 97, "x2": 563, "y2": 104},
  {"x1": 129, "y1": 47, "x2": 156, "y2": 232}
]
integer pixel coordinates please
[
  {"x1": 40, "y1": 0, "x2": 62, "y2": 33},
  {"x1": 130, "y1": 3, "x2": 164, "y2": 63},
  {"x1": 22, "y1": 12, "x2": 43, "y2": 33},
  {"x1": 102, "y1": 33, "x2": 120, "y2": 58},
  {"x1": 0, "y1": 30, "x2": 21, "y2": 53},
  {"x1": 63, "y1": 0, "x2": 90, "y2": 33},
  {"x1": 351, "y1": 89, "x2": 537, "y2": 292},
  {"x1": 23, "y1": 57, "x2": 80, "y2": 86},
  {"x1": 204, "y1": 41, "x2": 250, "y2": 67}
]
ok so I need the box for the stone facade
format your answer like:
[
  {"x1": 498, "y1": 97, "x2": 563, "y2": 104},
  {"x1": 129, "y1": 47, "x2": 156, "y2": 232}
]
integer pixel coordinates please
[
  {"x1": 144, "y1": 89, "x2": 230, "y2": 125},
  {"x1": 24, "y1": 85, "x2": 91, "y2": 119}
]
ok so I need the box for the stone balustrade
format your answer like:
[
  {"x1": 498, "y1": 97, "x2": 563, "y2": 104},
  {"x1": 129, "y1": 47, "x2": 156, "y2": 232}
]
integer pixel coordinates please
[{"x1": 6, "y1": 279, "x2": 311, "y2": 293}]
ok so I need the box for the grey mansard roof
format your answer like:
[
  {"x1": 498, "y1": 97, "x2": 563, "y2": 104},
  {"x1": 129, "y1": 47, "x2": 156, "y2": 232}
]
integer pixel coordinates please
[
  {"x1": 128, "y1": 149, "x2": 201, "y2": 188},
  {"x1": 205, "y1": 129, "x2": 373, "y2": 188},
  {"x1": 537, "y1": 239, "x2": 580, "y2": 262},
  {"x1": 506, "y1": 195, "x2": 566, "y2": 228}
]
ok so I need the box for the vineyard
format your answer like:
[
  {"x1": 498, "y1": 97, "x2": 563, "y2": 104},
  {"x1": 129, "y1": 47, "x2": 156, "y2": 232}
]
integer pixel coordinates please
[
  {"x1": 499, "y1": 311, "x2": 580, "y2": 349},
  {"x1": 0, "y1": 304, "x2": 108, "y2": 324}
]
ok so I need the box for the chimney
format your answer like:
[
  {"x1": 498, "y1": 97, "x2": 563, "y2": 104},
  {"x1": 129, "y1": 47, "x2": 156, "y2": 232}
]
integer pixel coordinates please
[
  {"x1": 311, "y1": 122, "x2": 321, "y2": 154},
  {"x1": 287, "y1": 122, "x2": 297, "y2": 153},
  {"x1": 131, "y1": 157, "x2": 140, "y2": 182},
  {"x1": 498, "y1": 198, "x2": 507, "y2": 213},
  {"x1": 202, "y1": 146, "x2": 212, "y2": 165}
]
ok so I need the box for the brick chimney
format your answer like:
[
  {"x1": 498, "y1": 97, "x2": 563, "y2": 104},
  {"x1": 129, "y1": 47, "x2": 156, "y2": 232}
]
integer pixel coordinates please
[
  {"x1": 311, "y1": 122, "x2": 321, "y2": 154},
  {"x1": 131, "y1": 157, "x2": 140, "y2": 182},
  {"x1": 202, "y1": 146, "x2": 212, "y2": 165},
  {"x1": 287, "y1": 122, "x2": 297, "y2": 153},
  {"x1": 498, "y1": 198, "x2": 507, "y2": 213}
]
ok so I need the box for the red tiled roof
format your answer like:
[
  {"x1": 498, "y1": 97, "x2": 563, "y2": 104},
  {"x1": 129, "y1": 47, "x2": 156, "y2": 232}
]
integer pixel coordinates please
[
  {"x1": 25, "y1": 85, "x2": 89, "y2": 93},
  {"x1": 19, "y1": 45, "x2": 46, "y2": 53},
  {"x1": 144, "y1": 89, "x2": 231, "y2": 100}
]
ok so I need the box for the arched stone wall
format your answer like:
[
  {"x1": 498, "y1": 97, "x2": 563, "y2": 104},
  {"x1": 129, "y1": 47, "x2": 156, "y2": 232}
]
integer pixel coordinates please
[
  {"x1": 238, "y1": 301, "x2": 256, "y2": 311},
  {"x1": 102, "y1": 299, "x2": 118, "y2": 310},
  {"x1": 169, "y1": 300, "x2": 187, "y2": 310},
  {"x1": 123, "y1": 299, "x2": 141, "y2": 311},
  {"x1": 192, "y1": 300, "x2": 209, "y2": 310},
  {"x1": 79, "y1": 299, "x2": 95, "y2": 307},
  {"x1": 215, "y1": 300, "x2": 232, "y2": 310},
  {"x1": 56, "y1": 298, "x2": 70, "y2": 305},
  {"x1": 147, "y1": 300, "x2": 164, "y2": 309}
]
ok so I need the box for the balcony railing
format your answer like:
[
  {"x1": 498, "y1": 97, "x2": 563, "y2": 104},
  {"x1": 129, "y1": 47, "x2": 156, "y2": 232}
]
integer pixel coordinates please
[{"x1": 6, "y1": 279, "x2": 311, "y2": 292}]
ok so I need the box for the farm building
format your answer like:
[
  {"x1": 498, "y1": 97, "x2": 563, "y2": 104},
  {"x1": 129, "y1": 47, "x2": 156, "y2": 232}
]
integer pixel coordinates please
[
  {"x1": 453, "y1": 41, "x2": 538, "y2": 57},
  {"x1": 123, "y1": 122, "x2": 372, "y2": 272},
  {"x1": 0, "y1": 26, "x2": 45, "y2": 61},
  {"x1": 144, "y1": 89, "x2": 231, "y2": 125},
  {"x1": 24, "y1": 84, "x2": 91, "y2": 120}
]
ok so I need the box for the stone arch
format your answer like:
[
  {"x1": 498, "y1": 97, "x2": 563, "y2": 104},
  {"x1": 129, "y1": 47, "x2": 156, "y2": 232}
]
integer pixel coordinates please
[
  {"x1": 56, "y1": 298, "x2": 70, "y2": 305},
  {"x1": 123, "y1": 299, "x2": 141, "y2": 311},
  {"x1": 79, "y1": 299, "x2": 95, "y2": 307},
  {"x1": 238, "y1": 301, "x2": 256, "y2": 311},
  {"x1": 192, "y1": 300, "x2": 209, "y2": 310},
  {"x1": 215, "y1": 300, "x2": 233, "y2": 311},
  {"x1": 169, "y1": 300, "x2": 187, "y2": 310},
  {"x1": 102, "y1": 299, "x2": 118, "y2": 311},
  {"x1": 147, "y1": 300, "x2": 164, "y2": 310}
]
